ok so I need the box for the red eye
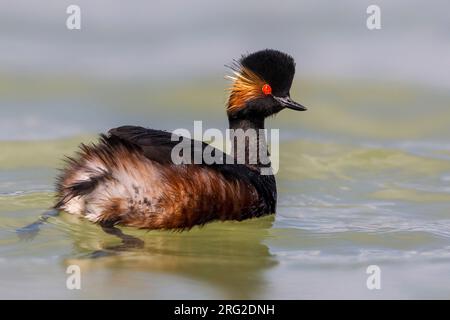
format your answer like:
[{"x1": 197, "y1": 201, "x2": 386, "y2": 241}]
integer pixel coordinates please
[{"x1": 262, "y1": 84, "x2": 272, "y2": 95}]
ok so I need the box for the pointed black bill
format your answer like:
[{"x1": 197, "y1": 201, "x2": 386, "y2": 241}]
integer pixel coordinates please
[{"x1": 274, "y1": 96, "x2": 307, "y2": 111}]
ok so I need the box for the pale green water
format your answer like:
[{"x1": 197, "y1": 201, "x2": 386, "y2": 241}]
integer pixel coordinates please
[{"x1": 1, "y1": 77, "x2": 450, "y2": 299}]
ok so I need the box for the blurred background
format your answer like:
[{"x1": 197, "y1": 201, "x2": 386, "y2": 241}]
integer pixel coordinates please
[{"x1": 1, "y1": 0, "x2": 450, "y2": 299}]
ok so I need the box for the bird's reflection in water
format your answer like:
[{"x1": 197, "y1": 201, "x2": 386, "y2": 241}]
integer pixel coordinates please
[{"x1": 65, "y1": 214, "x2": 278, "y2": 299}]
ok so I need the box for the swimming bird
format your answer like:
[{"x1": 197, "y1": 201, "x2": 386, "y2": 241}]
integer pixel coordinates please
[{"x1": 54, "y1": 49, "x2": 307, "y2": 230}]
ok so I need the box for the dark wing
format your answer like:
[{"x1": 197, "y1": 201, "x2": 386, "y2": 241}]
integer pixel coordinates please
[{"x1": 108, "y1": 125, "x2": 228, "y2": 165}]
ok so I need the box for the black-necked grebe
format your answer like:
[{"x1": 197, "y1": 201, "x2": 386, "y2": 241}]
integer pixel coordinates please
[{"x1": 54, "y1": 49, "x2": 307, "y2": 230}]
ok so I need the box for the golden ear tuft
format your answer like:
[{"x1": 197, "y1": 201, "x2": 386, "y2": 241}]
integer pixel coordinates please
[{"x1": 225, "y1": 61, "x2": 266, "y2": 112}]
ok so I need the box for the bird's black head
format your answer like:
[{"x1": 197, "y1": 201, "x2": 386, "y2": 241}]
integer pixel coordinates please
[{"x1": 226, "y1": 49, "x2": 307, "y2": 120}]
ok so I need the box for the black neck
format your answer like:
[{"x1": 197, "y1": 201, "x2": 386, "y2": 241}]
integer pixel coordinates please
[
  {"x1": 228, "y1": 117, "x2": 265, "y2": 131},
  {"x1": 228, "y1": 117, "x2": 270, "y2": 168}
]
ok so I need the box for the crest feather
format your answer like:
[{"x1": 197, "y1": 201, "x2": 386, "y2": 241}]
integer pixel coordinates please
[{"x1": 225, "y1": 60, "x2": 266, "y2": 112}]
